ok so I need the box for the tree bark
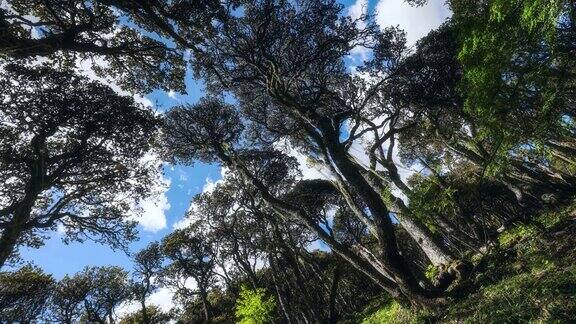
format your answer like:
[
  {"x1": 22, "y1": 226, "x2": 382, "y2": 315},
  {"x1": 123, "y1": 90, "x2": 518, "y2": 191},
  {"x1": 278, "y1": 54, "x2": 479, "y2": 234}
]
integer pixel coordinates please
[
  {"x1": 198, "y1": 284, "x2": 212, "y2": 322},
  {"x1": 328, "y1": 266, "x2": 341, "y2": 324},
  {"x1": 269, "y1": 254, "x2": 293, "y2": 324},
  {"x1": 140, "y1": 298, "x2": 149, "y2": 324},
  {"x1": 0, "y1": 205, "x2": 34, "y2": 269},
  {"x1": 217, "y1": 146, "x2": 437, "y2": 308}
]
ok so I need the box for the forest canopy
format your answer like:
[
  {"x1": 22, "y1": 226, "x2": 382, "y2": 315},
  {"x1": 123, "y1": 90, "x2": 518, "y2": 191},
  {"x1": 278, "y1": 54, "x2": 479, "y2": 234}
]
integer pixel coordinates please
[{"x1": 0, "y1": 0, "x2": 575, "y2": 322}]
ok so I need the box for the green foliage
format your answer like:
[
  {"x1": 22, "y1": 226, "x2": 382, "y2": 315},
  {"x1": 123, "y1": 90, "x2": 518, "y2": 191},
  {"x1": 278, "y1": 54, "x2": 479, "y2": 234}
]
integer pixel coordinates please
[
  {"x1": 448, "y1": 263, "x2": 576, "y2": 323},
  {"x1": 425, "y1": 265, "x2": 441, "y2": 281},
  {"x1": 536, "y1": 201, "x2": 576, "y2": 229},
  {"x1": 119, "y1": 305, "x2": 171, "y2": 324},
  {"x1": 498, "y1": 224, "x2": 539, "y2": 247},
  {"x1": 0, "y1": 265, "x2": 55, "y2": 322},
  {"x1": 407, "y1": 176, "x2": 457, "y2": 233},
  {"x1": 457, "y1": 0, "x2": 564, "y2": 122},
  {"x1": 362, "y1": 301, "x2": 424, "y2": 324},
  {"x1": 454, "y1": 0, "x2": 570, "y2": 176},
  {"x1": 365, "y1": 203, "x2": 576, "y2": 323},
  {"x1": 235, "y1": 286, "x2": 276, "y2": 324}
]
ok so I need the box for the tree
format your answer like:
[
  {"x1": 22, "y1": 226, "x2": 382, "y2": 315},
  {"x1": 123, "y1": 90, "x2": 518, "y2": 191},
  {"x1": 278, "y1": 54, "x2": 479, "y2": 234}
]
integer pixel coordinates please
[
  {"x1": 0, "y1": 64, "x2": 160, "y2": 268},
  {"x1": 189, "y1": 176, "x2": 274, "y2": 290},
  {"x1": 0, "y1": 0, "x2": 225, "y2": 92},
  {"x1": 49, "y1": 273, "x2": 92, "y2": 324},
  {"x1": 0, "y1": 265, "x2": 54, "y2": 322},
  {"x1": 161, "y1": 223, "x2": 217, "y2": 322},
  {"x1": 158, "y1": 0, "x2": 467, "y2": 307},
  {"x1": 132, "y1": 242, "x2": 164, "y2": 324},
  {"x1": 162, "y1": 97, "x2": 433, "y2": 307},
  {"x1": 81, "y1": 266, "x2": 131, "y2": 323},
  {"x1": 119, "y1": 305, "x2": 171, "y2": 324}
]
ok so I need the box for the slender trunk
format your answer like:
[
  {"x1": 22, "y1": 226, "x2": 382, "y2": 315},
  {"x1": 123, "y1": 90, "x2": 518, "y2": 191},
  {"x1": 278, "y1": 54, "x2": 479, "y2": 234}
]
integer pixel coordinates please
[
  {"x1": 269, "y1": 255, "x2": 292, "y2": 324},
  {"x1": 140, "y1": 298, "x2": 149, "y2": 324},
  {"x1": 198, "y1": 284, "x2": 212, "y2": 322},
  {"x1": 217, "y1": 147, "x2": 434, "y2": 307},
  {"x1": 234, "y1": 253, "x2": 258, "y2": 289},
  {"x1": 393, "y1": 200, "x2": 454, "y2": 266},
  {"x1": 328, "y1": 266, "x2": 341, "y2": 324},
  {"x1": 273, "y1": 230, "x2": 321, "y2": 320},
  {"x1": 365, "y1": 163, "x2": 455, "y2": 266},
  {"x1": 0, "y1": 158, "x2": 44, "y2": 269},
  {"x1": 547, "y1": 139, "x2": 576, "y2": 158}
]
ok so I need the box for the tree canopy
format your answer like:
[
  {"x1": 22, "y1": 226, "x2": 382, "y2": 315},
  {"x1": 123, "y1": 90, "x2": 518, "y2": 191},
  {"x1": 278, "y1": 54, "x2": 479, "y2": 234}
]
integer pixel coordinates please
[{"x1": 0, "y1": 0, "x2": 575, "y2": 322}]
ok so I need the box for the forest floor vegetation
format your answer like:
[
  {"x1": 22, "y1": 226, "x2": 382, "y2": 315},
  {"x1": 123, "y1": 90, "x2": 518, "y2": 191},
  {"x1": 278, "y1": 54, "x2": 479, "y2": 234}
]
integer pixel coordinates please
[{"x1": 362, "y1": 200, "x2": 576, "y2": 323}]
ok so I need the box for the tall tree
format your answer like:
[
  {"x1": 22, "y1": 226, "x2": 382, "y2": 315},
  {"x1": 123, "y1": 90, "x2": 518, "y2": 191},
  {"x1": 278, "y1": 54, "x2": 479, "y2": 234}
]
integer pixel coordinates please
[
  {"x1": 161, "y1": 98, "x2": 436, "y2": 307},
  {"x1": 81, "y1": 266, "x2": 131, "y2": 323},
  {"x1": 49, "y1": 273, "x2": 93, "y2": 324},
  {"x1": 0, "y1": 0, "x2": 226, "y2": 92},
  {"x1": 0, "y1": 64, "x2": 160, "y2": 268},
  {"x1": 132, "y1": 242, "x2": 164, "y2": 324},
  {"x1": 161, "y1": 223, "x2": 217, "y2": 322}
]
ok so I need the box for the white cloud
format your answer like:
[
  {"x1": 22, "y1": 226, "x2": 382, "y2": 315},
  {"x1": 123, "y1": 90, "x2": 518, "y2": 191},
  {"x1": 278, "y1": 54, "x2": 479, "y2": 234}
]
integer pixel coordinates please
[
  {"x1": 274, "y1": 140, "x2": 332, "y2": 180},
  {"x1": 147, "y1": 287, "x2": 176, "y2": 312},
  {"x1": 127, "y1": 152, "x2": 171, "y2": 232},
  {"x1": 116, "y1": 287, "x2": 176, "y2": 320},
  {"x1": 167, "y1": 90, "x2": 178, "y2": 100},
  {"x1": 136, "y1": 186, "x2": 170, "y2": 232},
  {"x1": 375, "y1": 0, "x2": 451, "y2": 46},
  {"x1": 201, "y1": 176, "x2": 219, "y2": 194}
]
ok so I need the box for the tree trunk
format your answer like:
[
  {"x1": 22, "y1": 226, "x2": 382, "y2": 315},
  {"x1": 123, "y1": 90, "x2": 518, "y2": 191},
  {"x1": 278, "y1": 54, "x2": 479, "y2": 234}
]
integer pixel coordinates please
[
  {"x1": 234, "y1": 253, "x2": 258, "y2": 289},
  {"x1": 218, "y1": 146, "x2": 437, "y2": 308},
  {"x1": 198, "y1": 284, "x2": 212, "y2": 322},
  {"x1": 328, "y1": 266, "x2": 341, "y2": 324},
  {"x1": 321, "y1": 126, "x2": 440, "y2": 305},
  {"x1": 364, "y1": 162, "x2": 455, "y2": 266},
  {"x1": 0, "y1": 208, "x2": 32, "y2": 269},
  {"x1": 0, "y1": 159, "x2": 44, "y2": 269},
  {"x1": 393, "y1": 200, "x2": 454, "y2": 266},
  {"x1": 141, "y1": 298, "x2": 149, "y2": 324},
  {"x1": 269, "y1": 255, "x2": 293, "y2": 324}
]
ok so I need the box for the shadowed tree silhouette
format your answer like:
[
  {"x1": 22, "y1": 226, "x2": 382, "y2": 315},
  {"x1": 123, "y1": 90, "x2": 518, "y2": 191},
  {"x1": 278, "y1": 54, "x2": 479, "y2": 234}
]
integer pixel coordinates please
[{"x1": 0, "y1": 63, "x2": 160, "y2": 268}]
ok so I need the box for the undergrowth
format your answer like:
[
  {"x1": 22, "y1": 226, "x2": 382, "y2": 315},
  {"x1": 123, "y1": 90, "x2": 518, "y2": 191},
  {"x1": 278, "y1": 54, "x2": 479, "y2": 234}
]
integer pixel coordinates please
[{"x1": 362, "y1": 201, "x2": 576, "y2": 323}]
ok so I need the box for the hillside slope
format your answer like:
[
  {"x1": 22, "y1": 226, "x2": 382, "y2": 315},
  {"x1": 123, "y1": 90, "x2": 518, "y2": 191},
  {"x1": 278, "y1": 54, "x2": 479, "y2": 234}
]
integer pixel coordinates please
[{"x1": 362, "y1": 202, "x2": 576, "y2": 323}]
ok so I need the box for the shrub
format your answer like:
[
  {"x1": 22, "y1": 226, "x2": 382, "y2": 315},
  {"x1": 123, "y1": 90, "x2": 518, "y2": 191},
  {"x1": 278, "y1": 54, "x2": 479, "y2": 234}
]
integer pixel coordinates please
[
  {"x1": 362, "y1": 301, "x2": 423, "y2": 324},
  {"x1": 235, "y1": 286, "x2": 276, "y2": 324}
]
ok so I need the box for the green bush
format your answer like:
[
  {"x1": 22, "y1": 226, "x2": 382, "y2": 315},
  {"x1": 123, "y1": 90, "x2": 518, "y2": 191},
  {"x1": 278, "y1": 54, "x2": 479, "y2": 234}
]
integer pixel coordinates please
[
  {"x1": 362, "y1": 301, "x2": 423, "y2": 324},
  {"x1": 447, "y1": 264, "x2": 576, "y2": 323},
  {"x1": 498, "y1": 224, "x2": 539, "y2": 247},
  {"x1": 235, "y1": 286, "x2": 276, "y2": 324}
]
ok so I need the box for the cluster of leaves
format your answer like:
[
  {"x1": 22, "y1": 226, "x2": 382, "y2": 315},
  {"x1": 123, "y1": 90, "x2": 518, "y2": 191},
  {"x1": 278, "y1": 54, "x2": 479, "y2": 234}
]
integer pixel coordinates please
[{"x1": 235, "y1": 286, "x2": 276, "y2": 324}]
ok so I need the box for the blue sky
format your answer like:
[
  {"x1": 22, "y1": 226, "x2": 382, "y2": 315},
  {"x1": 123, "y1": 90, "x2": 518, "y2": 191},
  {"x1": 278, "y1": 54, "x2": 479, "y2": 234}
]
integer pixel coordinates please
[{"x1": 16, "y1": 0, "x2": 451, "y2": 284}]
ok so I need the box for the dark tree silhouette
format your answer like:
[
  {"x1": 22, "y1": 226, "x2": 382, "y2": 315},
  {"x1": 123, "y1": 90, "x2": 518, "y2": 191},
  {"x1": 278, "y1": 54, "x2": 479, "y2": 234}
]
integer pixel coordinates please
[
  {"x1": 79, "y1": 266, "x2": 130, "y2": 324},
  {"x1": 0, "y1": 0, "x2": 225, "y2": 92},
  {"x1": 161, "y1": 223, "x2": 217, "y2": 322},
  {"x1": 0, "y1": 64, "x2": 160, "y2": 268},
  {"x1": 49, "y1": 272, "x2": 93, "y2": 324},
  {"x1": 131, "y1": 242, "x2": 164, "y2": 324},
  {"x1": 0, "y1": 265, "x2": 54, "y2": 322}
]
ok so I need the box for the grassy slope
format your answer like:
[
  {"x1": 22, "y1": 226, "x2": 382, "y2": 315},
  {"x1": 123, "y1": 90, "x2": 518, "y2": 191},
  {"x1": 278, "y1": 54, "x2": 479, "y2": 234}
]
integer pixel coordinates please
[{"x1": 362, "y1": 202, "x2": 576, "y2": 324}]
